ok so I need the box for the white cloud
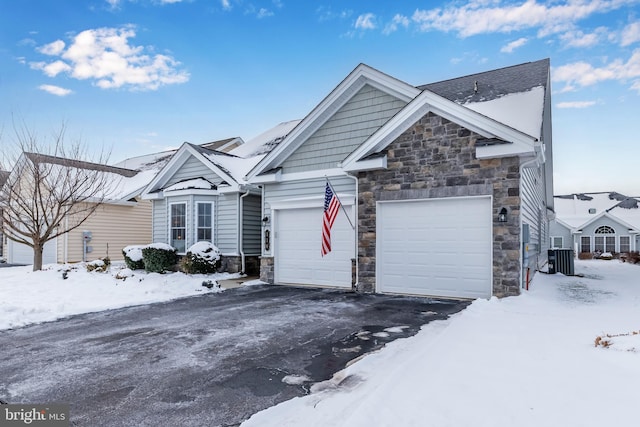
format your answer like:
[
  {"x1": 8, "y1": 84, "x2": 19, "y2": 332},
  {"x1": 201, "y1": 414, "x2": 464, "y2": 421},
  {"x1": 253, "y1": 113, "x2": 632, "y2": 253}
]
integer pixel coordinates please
[
  {"x1": 559, "y1": 27, "x2": 607, "y2": 48},
  {"x1": 411, "y1": 0, "x2": 636, "y2": 38},
  {"x1": 221, "y1": 0, "x2": 231, "y2": 9},
  {"x1": 621, "y1": 21, "x2": 640, "y2": 46},
  {"x1": 500, "y1": 37, "x2": 528, "y2": 53},
  {"x1": 355, "y1": 13, "x2": 376, "y2": 30},
  {"x1": 552, "y1": 49, "x2": 640, "y2": 92},
  {"x1": 38, "y1": 40, "x2": 66, "y2": 56},
  {"x1": 556, "y1": 100, "x2": 596, "y2": 108},
  {"x1": 257, "y1": 8, "x2": 274, "y2": 18},
  {"x1": 38, "y1": 84, "x2": 73, "y2": 96},
  {"x1": 383, "y1": 14, "x2": 410, "y2": 35},
  {"x1": 30, "y1": 26, "x2": 189, "y2": 91}
]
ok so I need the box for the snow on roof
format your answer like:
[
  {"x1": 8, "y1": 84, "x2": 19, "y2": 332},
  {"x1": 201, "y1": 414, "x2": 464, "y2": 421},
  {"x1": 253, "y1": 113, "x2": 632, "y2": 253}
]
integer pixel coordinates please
[
  {"x1": 112, "y1": 150, "x2": 176, "y2": 171},
  {"x1": 164, "y1": 177, "x2": 216, "y2": 192},
  {"x1": 463, "y1": 86, "x2": 544, "y2": 139},
  {"x1": 554, "y1": 192, "x2": 640, "y2": 229},
  {"x1": 201, "y1": 150, "x2": 266, "y2": 184},
  {"x1": 230, "y1": 120, "x2": 302, "y2": 158}
]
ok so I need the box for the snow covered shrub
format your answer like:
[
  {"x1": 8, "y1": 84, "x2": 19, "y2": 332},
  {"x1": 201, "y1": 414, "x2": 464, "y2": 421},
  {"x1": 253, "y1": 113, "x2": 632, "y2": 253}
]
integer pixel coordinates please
[
  {"x1": 86, "y1": 257, "x2": 111, "y2": 273},
  {"x1": 123, "y1": 245, "x2": 146, "y2": 270},
  {"x1": 180, "y1": 242, "x2": 221, "y2": 274},
  {"x1": 628, "y1": 251, "x2": 640, "y2": 264},
  {"x1": 142, "y1": 243, "x2": 178, "y2": 273}
]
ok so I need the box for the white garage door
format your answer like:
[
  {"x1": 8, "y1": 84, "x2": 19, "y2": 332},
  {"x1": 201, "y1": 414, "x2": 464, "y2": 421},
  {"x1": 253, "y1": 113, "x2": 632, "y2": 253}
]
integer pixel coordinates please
[
  {"x1": 377, "y1": 197, "x2": 492, "y2": 299},
  {"x1": 8, "y1": 238, "x2": 57, "y2": 265},
  {"x1": 275, "y1": 206, "x2": 354, "y2": 288}
]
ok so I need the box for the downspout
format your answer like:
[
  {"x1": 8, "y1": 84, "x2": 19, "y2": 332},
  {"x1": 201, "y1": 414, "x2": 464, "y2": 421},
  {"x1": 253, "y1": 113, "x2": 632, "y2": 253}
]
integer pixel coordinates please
[
  {"x1": 519, "y1": 155, "x2": 540, "y2": 291},
  {"x1": 344, "y1": 172, "x2": 359, "y2": 292},
  {"x1": 239, "y1": 188, "x2": 250, "y2": 274}
]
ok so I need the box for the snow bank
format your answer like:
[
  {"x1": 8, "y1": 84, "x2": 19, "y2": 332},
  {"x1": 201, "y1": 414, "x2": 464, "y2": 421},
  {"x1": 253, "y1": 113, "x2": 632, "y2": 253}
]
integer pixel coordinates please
[
  {"x1": 0, "y1": 263, "x2": 242, "y2": 330},
  {"x1": 242, "y1": 260, "x2": 640, "y2": 427}
]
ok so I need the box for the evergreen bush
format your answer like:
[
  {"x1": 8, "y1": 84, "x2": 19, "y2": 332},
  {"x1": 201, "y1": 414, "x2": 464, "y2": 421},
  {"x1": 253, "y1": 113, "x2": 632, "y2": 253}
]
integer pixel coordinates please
[
  {"x1": 142, "y1": 243, "x2": 178, "y2": 273},
  {"x1": 180, "y1": 242, "x2": 221, "y2": 274}
]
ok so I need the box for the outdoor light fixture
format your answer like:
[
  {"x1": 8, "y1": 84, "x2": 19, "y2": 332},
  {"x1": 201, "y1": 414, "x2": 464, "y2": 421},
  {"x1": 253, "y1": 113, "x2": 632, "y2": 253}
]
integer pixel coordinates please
[
  {"x1": 262, "y1": 216, "x2": 269, "y2": 223},
  {"x1": 498, "y1": 207, "x2": 508, "y2": 223}
]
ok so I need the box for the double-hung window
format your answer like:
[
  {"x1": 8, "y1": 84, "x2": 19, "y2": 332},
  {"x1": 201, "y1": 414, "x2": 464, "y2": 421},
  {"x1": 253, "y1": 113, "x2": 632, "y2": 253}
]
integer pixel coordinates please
[
  {"x1": 594, "y1": 226, "x2": 615, "y2": 253},
  {"x1": 580, "y1": 236, "x2": 591, "y2": 253},
  {"x1": 620, "y1": 236, "x2": 631, "y2": 253},
  {"x1": 170, "y1": 203, "x2": 187, "y2": 253},
  {"x1": 196, "y1": 202, "x2": 213, "y2": 242},
  {"x1": 550, "y1": 236, "x2": 563, "y2": 248}
]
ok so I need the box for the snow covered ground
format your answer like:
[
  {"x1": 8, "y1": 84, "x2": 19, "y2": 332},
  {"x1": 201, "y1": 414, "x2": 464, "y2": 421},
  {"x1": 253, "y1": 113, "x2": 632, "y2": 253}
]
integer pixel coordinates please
[
  {"x1": 242, "y1": 260, "x2": 640, "y2": 427},
  {"x1": 0, "y1": 262, "x2": 245, "y2": 330},
  {"x1": 1, "y1": 259, "x2": 637, "y2": 426}
]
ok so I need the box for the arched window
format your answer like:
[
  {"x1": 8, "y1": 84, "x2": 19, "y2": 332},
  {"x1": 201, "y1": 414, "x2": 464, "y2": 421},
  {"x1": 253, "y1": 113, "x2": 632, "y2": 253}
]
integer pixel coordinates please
[
  {"x1": 594, "y1": 226, "x2": 615, "y2": 252},
  {"x1": 595, "y1": 226, "x2": 615, "y2": 234}
]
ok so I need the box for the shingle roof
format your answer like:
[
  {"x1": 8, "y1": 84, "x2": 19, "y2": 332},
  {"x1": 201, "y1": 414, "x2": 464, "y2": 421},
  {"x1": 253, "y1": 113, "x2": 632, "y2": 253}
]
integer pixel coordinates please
[{"x1": 420, "y1": 59, "x2": 550, "y2": 104}]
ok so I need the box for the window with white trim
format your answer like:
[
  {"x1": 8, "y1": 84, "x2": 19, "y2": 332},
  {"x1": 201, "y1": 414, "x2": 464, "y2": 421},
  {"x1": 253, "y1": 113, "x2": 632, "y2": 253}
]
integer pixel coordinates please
[
  {"x1": 594, "y1": 226, "x2": 615, "y2": 252},
  {"x1": 620, "y1": 236, "x2": 631, "y2": 253},
  {"x1": 196, "y1": 202, "x2": 213, "y2": 242},
  {"x1": 550, "y1": 236, "x2": 563, "y2": 248},
  {"x1": 580, "y1": 236, "x2": 591, "y2": 253},
  {"x1": 170, "y1": 203, "x2": 187, "y2": 253}
]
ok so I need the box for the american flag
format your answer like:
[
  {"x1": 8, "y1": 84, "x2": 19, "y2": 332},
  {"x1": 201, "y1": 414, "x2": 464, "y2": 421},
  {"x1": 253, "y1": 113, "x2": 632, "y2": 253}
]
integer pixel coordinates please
[{"x1": 321, "y1": 182, "x2": 341, "y2": 256}]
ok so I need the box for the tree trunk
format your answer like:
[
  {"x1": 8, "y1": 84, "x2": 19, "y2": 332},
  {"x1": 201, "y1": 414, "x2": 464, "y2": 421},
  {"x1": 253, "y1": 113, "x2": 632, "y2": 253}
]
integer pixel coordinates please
[{"x1": 33, "y1": 242, "x2": 44, "y2": 271}]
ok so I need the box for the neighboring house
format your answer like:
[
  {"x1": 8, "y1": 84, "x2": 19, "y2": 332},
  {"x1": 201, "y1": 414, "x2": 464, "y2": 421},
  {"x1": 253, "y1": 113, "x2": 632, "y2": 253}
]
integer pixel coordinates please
[
  {"x1": 2, "y1": 153, "x2": 168, "y2": 265},
  {"x1": 140, "y1": 126, "x2": 299, "y2": 274},
  {"x1": 246, "y1": 60, "x2": 554, "y2": 299},
  {"x1": 0, "y1": 170, "x2": 8, "y2": 259},
  {"x1": 550, "y1": 192, "x2": 640, "y2": 254}
]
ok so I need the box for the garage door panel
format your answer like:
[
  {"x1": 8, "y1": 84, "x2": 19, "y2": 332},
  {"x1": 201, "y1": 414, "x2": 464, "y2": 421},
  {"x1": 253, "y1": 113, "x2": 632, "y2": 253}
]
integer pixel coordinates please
[
  {"x1": 377, "y1": 197, "x2": 492, "y2": 299},
  {"x1": 275, "y1": 207, "x2": 354, "y2": 288}
]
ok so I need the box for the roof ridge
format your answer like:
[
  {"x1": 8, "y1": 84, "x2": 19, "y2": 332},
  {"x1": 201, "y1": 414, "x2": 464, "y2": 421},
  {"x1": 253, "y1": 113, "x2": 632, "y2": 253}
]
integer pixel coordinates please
[
  {"x1": 420, "y1": 58, "x2": 549, "y2": 87},
  {"x1": 25, "y1": 152, "x2": 138, "y2": 177}
]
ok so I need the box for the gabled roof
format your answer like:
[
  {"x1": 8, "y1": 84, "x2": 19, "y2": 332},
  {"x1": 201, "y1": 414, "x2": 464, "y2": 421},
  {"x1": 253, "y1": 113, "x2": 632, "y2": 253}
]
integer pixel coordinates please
[
  {"x1": 247, "y1": 60, "x2": 549, "y2": 179},
  {"x1": 554, "y1": 192, "x2": 640, "y2": 231},
  {"x1": 230, "y1": 120, "x2": 302, "y2": 158},
  {"x1": 142, "y1": 142, "x2": 265, "y2": 197},
  {"x1": 200, "y1": 137, "x2": 244, "y2": 153},
  {"x1": 245, "y1": 63, "x2": 420, "y2": 180}
]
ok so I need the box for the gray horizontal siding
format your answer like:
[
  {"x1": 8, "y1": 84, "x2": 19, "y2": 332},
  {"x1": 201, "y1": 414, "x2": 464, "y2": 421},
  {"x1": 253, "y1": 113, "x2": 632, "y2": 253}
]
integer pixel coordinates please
[
  {"x1": 165, "y1": 156, "x2": 224, "y2": 187},
  {"x1": 263, "y1": 176, "x2": 356, "y2": 255},
  {"x1": 152, "y1": 199, "x2": 167, "y2": 244},
  {"x1": 281, "y1": 85, "x2": 407, "y2": 173},
  {"x1": 217, "y1": 193, "x2": 239, "y2": 254},
  {"x1": 549, "y1": 220, "x2": 572, "y2": 249},
  {"x1": 242, "y1": 194, "x2": 262, "y2": 256},
  {"x1": 521, "y1": 166, "x2": 546, "y2": 269}
]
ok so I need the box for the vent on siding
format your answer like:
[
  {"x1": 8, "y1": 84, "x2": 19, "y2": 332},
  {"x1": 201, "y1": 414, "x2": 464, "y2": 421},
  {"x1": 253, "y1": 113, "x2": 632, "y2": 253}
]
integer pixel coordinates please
[{"x1": 588, "y1": 208, "x2": 596, "y2": 214}]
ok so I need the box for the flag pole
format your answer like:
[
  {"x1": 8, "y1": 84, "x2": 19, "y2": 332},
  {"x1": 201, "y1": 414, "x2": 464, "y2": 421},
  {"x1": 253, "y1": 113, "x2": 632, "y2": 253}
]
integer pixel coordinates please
[{"x1": 325, "y1": 176, "x2": 355, "y2": 230}]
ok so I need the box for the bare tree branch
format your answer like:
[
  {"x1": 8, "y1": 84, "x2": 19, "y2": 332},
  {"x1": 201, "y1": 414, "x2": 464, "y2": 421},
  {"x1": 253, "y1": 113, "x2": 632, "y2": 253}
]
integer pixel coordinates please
[{"x1": 0, "y1": 119, "x2": 118, "y2": 270}]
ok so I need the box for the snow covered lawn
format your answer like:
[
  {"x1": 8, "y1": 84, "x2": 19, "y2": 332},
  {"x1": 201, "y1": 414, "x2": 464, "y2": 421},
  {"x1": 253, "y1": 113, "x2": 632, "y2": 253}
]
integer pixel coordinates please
[
  {"x1": 242, "y1": 260, "x2": 640, "y2": 427},
  {"x1": 0, "y1": 263, "x2": 245, "y2": 330}
]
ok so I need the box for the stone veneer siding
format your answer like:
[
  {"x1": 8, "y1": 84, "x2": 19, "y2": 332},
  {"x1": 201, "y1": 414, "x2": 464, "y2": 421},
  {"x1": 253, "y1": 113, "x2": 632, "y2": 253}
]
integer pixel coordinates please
[
  {"x1": 260, "y1": 256, "x2": 275, "y2": 284},
  {"x1": 218, "y1": 255, "x2": 260, "y2": 275},
  {"x1": 357, "y1": 112, "x2": 521, "y2": 297}
]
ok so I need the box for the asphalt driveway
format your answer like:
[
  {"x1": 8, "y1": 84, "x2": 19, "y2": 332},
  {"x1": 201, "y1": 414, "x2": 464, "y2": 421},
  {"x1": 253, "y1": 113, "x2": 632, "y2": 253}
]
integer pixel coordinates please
[{"x1": 0, "y1": 284, "x2": 468, "y2": 426}]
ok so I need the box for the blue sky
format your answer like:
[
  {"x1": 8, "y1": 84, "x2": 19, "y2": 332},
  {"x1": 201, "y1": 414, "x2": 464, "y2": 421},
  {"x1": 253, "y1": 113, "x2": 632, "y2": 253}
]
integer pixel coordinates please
[{"x1": 1, "y1": 0, "x2": 639, "y2": 195}]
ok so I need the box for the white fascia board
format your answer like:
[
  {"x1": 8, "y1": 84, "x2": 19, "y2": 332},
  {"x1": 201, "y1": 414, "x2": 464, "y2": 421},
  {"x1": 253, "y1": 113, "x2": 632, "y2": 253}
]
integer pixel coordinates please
[
  {"x1": 342, "y1": 155, "x2": 387, "y2": 172},
  {"x1": 278, "y1": 168, "x2": 345, "y2": 183},
  {"x1": 475, "y1": 143, "x2": 536, "y2": 159},
  {"x1": 249, "y1": 169, "x2": 282, "y2": 184},
  {"x1": 269, "y1": 194, "x2": 356, "y2": 210},
  {"x1": 217, "y1": 184, "x2": 240, "y2": 194},
  {"x1": 187, "y1": 145, "x2": 237, "y2": 185},
  {"x1": 342, "y1": 89, "x2": 538, "y2": 169},
  {"x1": 245, "y1": 64, "x2": 418, "y2": 181}
]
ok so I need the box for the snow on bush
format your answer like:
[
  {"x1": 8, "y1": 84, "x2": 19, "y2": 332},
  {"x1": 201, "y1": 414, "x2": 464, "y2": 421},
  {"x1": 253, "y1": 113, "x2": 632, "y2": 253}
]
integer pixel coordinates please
[
  {"x1": 123, "y1": 245, "x2": 146, "y2": 270},
  {"x1": 114, "y1": 268, "x2": 134, "y2": 280},
  {"x1": 180, "y1": 242, "x2": 221, "y2": 274},
  {"x1": 86, "y1": 257, "x2": 111, "y2": 273}
]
